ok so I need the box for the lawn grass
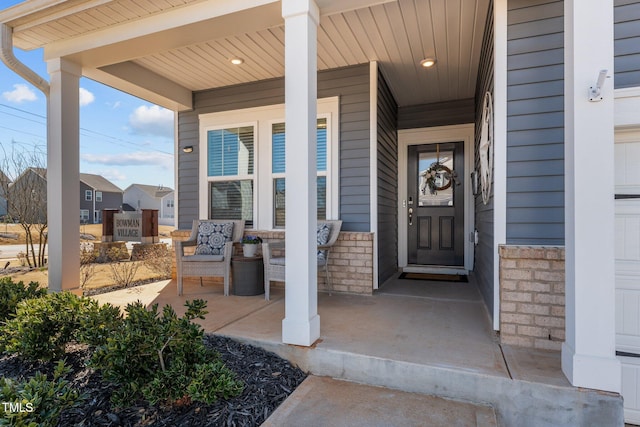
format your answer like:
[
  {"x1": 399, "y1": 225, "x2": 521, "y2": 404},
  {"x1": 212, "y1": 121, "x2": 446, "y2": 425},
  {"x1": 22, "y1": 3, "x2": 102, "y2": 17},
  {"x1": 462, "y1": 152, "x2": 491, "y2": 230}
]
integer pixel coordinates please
[
  {"x1": 3, "y1": 261, "x2": 168, "y2": 291},
  {"x1": 0, "y1": 223, "x2": 175, "y2": 245},
  {"x1": 0, "y1": 223, "x2": 176, "y2": 291}
]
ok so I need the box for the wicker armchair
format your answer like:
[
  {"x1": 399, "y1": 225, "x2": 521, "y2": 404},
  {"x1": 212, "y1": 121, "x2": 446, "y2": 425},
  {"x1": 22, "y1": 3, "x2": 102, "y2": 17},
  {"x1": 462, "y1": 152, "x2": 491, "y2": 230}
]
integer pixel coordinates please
[
  {"x1": 262, "y1": 220, "x2": 342, "y2": 301},
  {"x1": 175, "y1": 219, "x2": 245, "y2": 296}
]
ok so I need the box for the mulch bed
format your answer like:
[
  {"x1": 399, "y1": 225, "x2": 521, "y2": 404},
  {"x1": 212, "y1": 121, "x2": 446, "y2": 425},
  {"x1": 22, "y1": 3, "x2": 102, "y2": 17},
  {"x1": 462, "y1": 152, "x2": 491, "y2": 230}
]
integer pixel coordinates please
[{"x1": 0, "y1": 335, "x2": 307, "y2": 426}]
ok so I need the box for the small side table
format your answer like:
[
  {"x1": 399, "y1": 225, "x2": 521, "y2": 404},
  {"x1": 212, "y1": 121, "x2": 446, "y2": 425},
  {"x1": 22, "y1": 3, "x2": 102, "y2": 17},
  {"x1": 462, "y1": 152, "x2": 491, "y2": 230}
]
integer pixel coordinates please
[{"x1": 231, "y1": 256, "x2": 265, "y2": 296}]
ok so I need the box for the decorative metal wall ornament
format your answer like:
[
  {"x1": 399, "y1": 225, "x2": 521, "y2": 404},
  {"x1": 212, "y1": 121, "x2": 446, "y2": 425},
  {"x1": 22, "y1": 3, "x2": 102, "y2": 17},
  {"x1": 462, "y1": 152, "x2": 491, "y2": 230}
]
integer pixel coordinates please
[{"x1": 479, "y1": 91, "x2": 494, "y2": 205}]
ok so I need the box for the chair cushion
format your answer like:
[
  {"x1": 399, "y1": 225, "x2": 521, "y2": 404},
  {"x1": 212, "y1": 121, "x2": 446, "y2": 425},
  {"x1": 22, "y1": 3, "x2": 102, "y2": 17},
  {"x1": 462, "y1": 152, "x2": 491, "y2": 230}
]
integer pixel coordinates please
[
  {"x1": 182, "y1": 254, "x2": 224, "y2": 262},
  {"x1": 194, "y1": 222, "x2": 234, "y2": 255},
  {"x1": 317, "y1": 223, "x2": 332, "y2": 262}
]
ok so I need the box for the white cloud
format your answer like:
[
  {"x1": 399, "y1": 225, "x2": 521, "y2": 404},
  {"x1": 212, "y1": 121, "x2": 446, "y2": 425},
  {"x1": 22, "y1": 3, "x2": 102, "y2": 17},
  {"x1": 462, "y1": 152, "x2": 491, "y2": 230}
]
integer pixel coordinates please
[
  {"x1": 81, "y1": 151, "x2": 173, "y2": 170},
  {"x1": 79, "y1": 88, "x2": 95, "y2": 106},
  {"x1": 2, "y1": 84, "x2": 37, "y2": 103},
  {"x1": 128, "y1": 105, "x2": 174, "y2": 138}
]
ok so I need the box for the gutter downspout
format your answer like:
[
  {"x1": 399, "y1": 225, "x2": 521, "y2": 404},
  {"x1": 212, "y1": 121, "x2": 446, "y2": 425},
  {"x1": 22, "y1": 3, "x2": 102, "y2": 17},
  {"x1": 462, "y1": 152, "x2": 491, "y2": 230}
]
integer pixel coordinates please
[{"x1": 0, "y1": 23, "x2": 50, "y2": 96}]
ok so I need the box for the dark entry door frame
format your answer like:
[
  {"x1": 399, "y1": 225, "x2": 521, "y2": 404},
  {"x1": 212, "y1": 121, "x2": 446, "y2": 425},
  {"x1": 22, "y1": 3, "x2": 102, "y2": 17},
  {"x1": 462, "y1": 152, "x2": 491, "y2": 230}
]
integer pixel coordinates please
[{"x1": 398, "y1": 125, "x2": 475, "y2": 273}]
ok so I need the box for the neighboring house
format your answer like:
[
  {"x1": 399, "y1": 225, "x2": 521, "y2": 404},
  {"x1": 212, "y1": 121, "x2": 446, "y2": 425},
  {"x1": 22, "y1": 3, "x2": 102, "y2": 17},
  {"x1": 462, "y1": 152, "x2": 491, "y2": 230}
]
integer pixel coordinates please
[
  {"x1": 0, "y1": 170, "x2": 11, "y2": 219},
  {"x1": 7, "y1": 169, "x2": 121, "y2": 224},
  {"x1": 6, "y1": 167, "x2": 47, "y2": 224},
  {"x1": 2, "y1": 0, "x2": 639, "y2": 423},
  {"x1": 123, "y1": 184, "x2": 175, "y2": 225},
  {"x1": 79, "y1": 173, "x2": 123, "y2": 224}
]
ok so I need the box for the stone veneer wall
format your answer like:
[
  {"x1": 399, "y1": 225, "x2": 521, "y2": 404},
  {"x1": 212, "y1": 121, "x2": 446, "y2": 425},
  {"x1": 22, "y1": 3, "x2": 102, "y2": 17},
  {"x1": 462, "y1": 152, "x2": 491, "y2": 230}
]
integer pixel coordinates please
[
  {"x1": 499, "y1": 245, "x2": 565, "y2": 351},
  {"x1": 171, "y1": 230, "x2": 374, "y2": 295}
]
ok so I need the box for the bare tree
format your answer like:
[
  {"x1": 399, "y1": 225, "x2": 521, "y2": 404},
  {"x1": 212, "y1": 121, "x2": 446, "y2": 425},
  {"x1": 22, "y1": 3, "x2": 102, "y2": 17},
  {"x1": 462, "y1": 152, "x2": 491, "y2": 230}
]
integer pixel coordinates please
[{"x1": 0, "y1": 144, "x2": 48, "y2": 268}]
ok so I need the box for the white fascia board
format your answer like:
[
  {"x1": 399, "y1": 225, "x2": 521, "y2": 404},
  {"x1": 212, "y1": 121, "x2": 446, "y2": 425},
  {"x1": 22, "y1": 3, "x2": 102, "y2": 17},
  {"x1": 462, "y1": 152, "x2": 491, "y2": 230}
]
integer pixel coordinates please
[
  {"x1": 43, "y1": 0, "x2": 280, "y2": 67},
  {"x1": 0, "y1": 0, "x2": 78, "y2": 23},
  {"x1": 11, "y1": 1, "x2": 113, "y2": 32},
  {"x1": 83, "y1": 65, "x2": 192, "y2": 111}
]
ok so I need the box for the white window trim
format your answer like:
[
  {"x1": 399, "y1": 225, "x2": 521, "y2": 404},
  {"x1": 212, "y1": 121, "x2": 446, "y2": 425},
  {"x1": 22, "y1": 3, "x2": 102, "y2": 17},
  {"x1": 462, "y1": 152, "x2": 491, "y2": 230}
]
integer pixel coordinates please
[
  {"x1": 95, "y1": 191, "x2": 102, "y2": 202},
  {"x1": 85, "y1": 190, "x2": 92, "y2": 201},
  {"x1": 80, "y1": 209, "x2": 89, "y2": 220},
  {"x1": 199, "y1": 97, "x2": 339, "y2": 230}
]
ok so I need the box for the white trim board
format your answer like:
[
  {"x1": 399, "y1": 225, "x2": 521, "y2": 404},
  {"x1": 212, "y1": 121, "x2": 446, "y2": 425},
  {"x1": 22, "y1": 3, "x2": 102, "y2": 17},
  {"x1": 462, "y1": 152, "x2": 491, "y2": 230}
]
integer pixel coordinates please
[
  {"x1": 492, "y1": 0, "x2": 508, "y2": 331},
  {"x1": 397, "y1": 124, "x2": 475, "y2": 273},
  {"x1": 369, "y1": 61, "x2": 379, "y2": 289}
]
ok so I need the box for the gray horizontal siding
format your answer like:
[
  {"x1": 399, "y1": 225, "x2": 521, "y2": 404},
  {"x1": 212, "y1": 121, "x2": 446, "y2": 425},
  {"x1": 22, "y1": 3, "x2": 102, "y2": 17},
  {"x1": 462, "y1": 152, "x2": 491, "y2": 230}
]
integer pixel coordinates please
[
  {"x1": 177, "y1": 64, "x2": 371, "y2": 232},
  {"x1": 377, "y1": 67, "x2": 398, "y2": 285},
  {"x1": 398, "y1": 99, "x2": 475, "y2": 130},
  {"x1": 506, "y1": 0, "x2": 564, "y2": 245},
  {"x1": 474, "y1": 1, "x2": 495, "y2": 321},
  {"x1": 615, "y1": 0, "x2": 640, "y2": 88}
]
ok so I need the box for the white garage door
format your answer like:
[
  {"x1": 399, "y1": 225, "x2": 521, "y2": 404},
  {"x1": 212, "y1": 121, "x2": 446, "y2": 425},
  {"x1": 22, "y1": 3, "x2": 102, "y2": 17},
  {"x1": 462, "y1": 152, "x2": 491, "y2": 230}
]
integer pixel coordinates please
[{"x1": 615, "y1": 127, "x2": 640, "y2": 424}]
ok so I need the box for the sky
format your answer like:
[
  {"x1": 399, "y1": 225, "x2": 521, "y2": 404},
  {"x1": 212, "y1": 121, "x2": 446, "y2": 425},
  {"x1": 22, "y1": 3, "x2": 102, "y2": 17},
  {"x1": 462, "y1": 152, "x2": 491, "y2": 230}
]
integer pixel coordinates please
[{"x1": 0, "y1": 1, "x2": 175, "y2": 192}]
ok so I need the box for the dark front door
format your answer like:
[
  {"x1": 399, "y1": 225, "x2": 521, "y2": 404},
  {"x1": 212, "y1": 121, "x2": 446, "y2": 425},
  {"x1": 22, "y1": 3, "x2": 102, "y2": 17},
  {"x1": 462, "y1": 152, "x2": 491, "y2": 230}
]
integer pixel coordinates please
[{"x1": 407, "y1": 142, "x2": 464, "y2": 266}]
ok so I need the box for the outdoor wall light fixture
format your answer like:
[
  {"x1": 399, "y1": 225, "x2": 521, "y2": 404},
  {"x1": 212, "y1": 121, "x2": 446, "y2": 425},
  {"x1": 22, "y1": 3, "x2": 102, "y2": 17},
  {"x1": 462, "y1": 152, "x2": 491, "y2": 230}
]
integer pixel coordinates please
[
  {"x1": 420, "y1": 58, "x2": 437, "y2": 68},
  {"x1": 182, "y1": 146, "x2": 194, "y2": 153},
  {"x1": 589, "y1": 69, "x2": 609, "y2": 102},
  {"x1": 230, "y1": 57, "x2": 244, "y2": 65}
]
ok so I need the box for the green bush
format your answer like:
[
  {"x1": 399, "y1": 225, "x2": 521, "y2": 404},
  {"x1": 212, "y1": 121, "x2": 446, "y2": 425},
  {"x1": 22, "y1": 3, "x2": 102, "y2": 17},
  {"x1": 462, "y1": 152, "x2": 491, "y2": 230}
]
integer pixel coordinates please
[
  {"x1": 0, "y1": 360, "x2": 83, "y2": 427},
  {"x1": 0, "y1": 278, "x2": 47, "y2": 322},
  {"x1": 91, "y1": 299, "x2": 243, "y2": 406},
  {"x1": 0, "y1": 292, "x2": 122, "y2": 361}
]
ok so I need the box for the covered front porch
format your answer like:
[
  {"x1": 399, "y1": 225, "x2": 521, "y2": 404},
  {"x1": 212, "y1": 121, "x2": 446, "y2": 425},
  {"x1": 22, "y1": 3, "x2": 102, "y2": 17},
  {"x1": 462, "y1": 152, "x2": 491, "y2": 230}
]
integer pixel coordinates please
[
  {"x1": 91, "y1": 276, "x2": 621, "y2": 426},
  {"x1": 0, "y1": 0, "x2": 624, "y2": 403}
]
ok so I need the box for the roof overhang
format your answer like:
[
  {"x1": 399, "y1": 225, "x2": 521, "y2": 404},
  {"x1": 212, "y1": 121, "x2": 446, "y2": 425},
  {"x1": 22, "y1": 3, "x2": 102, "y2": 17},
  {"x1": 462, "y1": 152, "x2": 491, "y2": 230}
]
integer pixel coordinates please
[{"x1": 1, "y1": 0, "x2": 490, "y2": 111}]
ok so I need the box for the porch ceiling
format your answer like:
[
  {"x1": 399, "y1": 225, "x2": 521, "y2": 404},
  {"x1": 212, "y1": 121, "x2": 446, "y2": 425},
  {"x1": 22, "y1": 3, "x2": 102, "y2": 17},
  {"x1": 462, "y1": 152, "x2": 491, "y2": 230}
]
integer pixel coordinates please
[{"x1": 1, "y1": 0, "x2": 490, "y2": 109}]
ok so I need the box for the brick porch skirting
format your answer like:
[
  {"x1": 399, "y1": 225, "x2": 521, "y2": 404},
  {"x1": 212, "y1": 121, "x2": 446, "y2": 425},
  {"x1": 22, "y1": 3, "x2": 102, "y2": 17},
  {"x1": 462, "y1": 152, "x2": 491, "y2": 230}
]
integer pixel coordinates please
[
  {"x1": 171, "y1": 229, "x2": 374, "y2": 295},
  {"x1": 499, "y1": 245, "x2": 565, "y2": 351}
]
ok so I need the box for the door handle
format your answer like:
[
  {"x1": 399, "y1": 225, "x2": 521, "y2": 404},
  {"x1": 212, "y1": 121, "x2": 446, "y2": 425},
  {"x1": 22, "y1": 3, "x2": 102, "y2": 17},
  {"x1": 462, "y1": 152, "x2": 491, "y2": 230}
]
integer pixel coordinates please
[{"x1": 408, "y1": 207, "x2": 413, "y2": 226}]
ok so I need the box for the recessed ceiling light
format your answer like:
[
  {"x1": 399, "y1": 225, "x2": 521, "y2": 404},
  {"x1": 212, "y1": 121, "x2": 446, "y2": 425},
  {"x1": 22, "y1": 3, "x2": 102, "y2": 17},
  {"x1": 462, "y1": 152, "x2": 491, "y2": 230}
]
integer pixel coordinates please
[
  {"x1": 420, "y1": 58, "x2": 437, "y2": 68},
  {"x1": 230, "y1": 58, "x2": 244, "y2": 65}
]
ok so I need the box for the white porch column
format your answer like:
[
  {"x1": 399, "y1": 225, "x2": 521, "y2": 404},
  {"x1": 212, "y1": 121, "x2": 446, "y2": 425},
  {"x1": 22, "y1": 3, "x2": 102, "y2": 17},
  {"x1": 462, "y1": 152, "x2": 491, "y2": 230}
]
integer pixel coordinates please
[
  {"x1": 47, "y1": 58, "x2": 81, "y2": 292},
  {"x1": 281, "y1": 0, "x2": 320, "y2": 346},
  {"x1": 562, "y1": 0, "x2": 620, "y2": 392}
]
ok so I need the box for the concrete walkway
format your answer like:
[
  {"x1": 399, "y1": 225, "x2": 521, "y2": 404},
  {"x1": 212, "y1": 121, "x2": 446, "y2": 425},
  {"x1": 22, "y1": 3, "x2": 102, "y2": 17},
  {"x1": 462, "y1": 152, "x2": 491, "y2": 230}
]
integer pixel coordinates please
[
  {"x1": 90, "y1": 276, "x2": 623, "y2": 426},
  {"x1": 262, "y1": 376, "x2": 497, "y2": 427}
]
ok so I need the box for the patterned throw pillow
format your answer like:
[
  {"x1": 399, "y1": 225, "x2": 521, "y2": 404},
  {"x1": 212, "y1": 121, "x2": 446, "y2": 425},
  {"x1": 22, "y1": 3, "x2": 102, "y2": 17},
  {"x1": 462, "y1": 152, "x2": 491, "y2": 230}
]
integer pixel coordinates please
[
  {"x1": 317, "y1": 223, "x2": 331, "y2": 262},
  {"x1": 194, "y1": 222, "x2": 234, "y2": 256}
]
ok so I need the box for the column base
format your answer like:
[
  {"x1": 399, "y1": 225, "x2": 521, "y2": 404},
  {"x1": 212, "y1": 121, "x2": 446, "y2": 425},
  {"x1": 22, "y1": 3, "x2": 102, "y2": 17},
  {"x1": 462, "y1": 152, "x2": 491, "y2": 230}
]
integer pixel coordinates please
[
  {"x1": 562, "y1": 342, "x2": 621, "y2": 393},
  {"x1": 282, "y1": 314, "x2": 320, "y2": 346}
]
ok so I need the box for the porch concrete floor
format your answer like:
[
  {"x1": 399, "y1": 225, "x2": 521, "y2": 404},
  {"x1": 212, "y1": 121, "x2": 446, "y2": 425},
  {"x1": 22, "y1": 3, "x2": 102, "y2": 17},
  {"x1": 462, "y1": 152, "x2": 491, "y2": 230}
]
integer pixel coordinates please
[
  {"x1": 91, "y1": 274, "x2": 590, "y2": 425},
  {"x1": 91, "y1": 275, "x2": 569, "y2": 386}
]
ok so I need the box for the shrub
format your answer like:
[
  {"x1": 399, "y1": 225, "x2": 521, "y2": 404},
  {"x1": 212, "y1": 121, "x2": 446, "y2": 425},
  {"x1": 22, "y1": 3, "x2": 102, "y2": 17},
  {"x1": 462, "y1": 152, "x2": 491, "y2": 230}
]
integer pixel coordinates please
[
  {"x1": 107, "y1": 247, "x2": 140, "y2": 287},
  {"x1": 0, "y1": 277, "x2": 47, "y2": 322},
  {"x1": 0, "y1": 360, "x2": 83, "y2": 427},
  {"x1": 0, "y1": 292, "x2": 122, "y2": 361},
  {"x1": 79, "y1": 247, "x2": 97, "y2": 289},
  {"x1": 91, "y1": 299, "x2": 243, "y2": 406},
  {"x1": 137, "y1": 243, "x2": 172, "y2": 278}
]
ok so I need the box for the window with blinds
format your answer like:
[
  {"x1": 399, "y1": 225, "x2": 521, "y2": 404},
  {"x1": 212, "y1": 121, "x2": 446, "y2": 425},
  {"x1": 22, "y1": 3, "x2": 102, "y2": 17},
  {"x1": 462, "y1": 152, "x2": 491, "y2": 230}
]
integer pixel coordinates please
[
  {"x1": 207, "y1": 126, "x2": 254, "y2": 227},
  {"x1": 272, "y1": 119, "x2": 327, "y2": 228},
  {"x1": 207, "y1": 126, "x2": 254, "y2": 177}
]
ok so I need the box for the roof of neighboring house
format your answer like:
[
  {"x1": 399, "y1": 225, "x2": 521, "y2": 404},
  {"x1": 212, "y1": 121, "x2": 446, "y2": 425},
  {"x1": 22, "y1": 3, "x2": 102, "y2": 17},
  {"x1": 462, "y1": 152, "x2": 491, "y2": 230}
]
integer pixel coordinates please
[
  {"x1": 9, "y1": 167, "x2": 47, "y2": 185},
  {"x1": 125, "y1": 184, "x2": 174, "y2": 199},
  {"x1": 80, "y1": 173, "x2": 122, "y2": 193}
]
